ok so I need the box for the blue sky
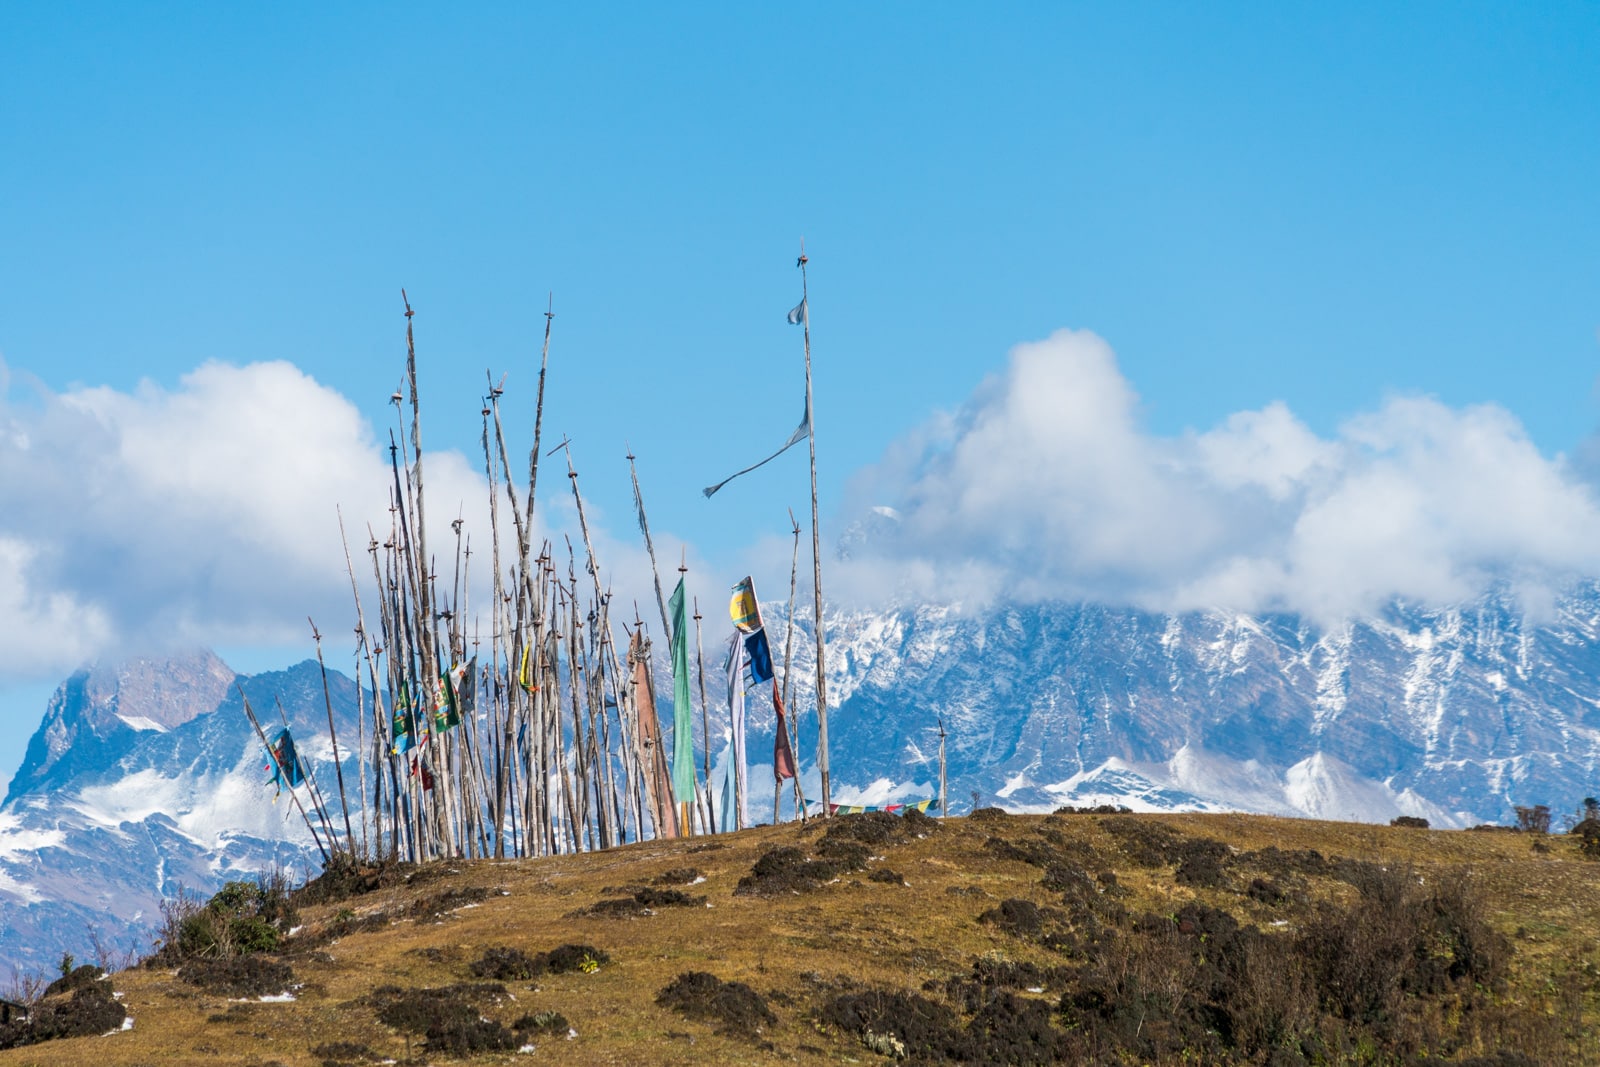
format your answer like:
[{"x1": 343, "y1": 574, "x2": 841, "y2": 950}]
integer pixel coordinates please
[{"x1": 1, "y1": 4, "x2": 1597, "y2": 786}]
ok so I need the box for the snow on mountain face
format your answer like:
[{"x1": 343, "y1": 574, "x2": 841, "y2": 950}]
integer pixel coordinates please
[
  {"x1": 6, "y1": 584, "x2": 1600, "y2": 972},
  {"x1": 5, "y1": 649, "x2": 236, "y2": 803},
  {"x1": 0, "y1": 656, "x2": 357, "y2": 973},
  {"x1": 754, "y1": 586, "x2": 1600, "y2": 827}
]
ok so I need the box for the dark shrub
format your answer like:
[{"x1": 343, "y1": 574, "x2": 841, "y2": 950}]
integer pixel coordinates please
[
  {"x1": 0, "y1": 984, "x2": 125, "y2": 1049},
  {"x1": 371, "y1": 982, "x2": 515, "y2": 1053},
  {"x1": 821, "y1": 811, "x2": 904, "y2": 845},
  {"x1": 822, "y1": 989, "x2": 967, "y2": 1061},
  {"x1": 734, "y1": 847, "x2": 838, "y2": 896},
  {"x1": 407, "y1": 885, "x2": 492, "y2": 920},
  {"x1": 42, "y1": 964, "x2": 105, "y2": 997},
  {"x1": 179, "y1": 955, "x2": 295, "y2": 997},
  {"x1": 469, "y1": 947, "x2": 541, "y2": 980},
  {"x1": 540, "y1": 944, "x2": 609, "y2": 974},
  {"x1": 1514, "y1": 805, "x2": 1552, "y2": 834},
  {"x1": 1569, "y1": 817, "x2": 1600, "y2": 858},
  {"x1": 967, "y1": 990, "x2": 1068, "y2": 1066},
  {"x1": 656, "y1": 971, "x2": 775, "y2": 1039},
  {"x1": 513, "y1": 1010, "x2": 569, "y2": 1034},
  {"x1": 1391, "y1": 815, "x2": 1430, "y2": 829},
  {"x1": 1247, "y1": 876, "x2": 1288, "y2": 906}
]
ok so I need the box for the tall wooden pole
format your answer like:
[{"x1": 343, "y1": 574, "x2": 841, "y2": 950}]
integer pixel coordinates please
[{"x1": 798, "y1": 243, "x2": 831, "y2": 814}]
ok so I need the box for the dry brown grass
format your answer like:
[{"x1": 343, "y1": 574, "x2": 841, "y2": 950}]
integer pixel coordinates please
[{"x1": 2, "y1": 811, "x2": 1597, "y2": 1065}]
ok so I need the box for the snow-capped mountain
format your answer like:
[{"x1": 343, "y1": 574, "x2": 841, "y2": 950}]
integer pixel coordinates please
[
  {"x1": 0, "y1": 653, "x2": 359, "y2": 974},
  {"x1": 755, "y1": 586, "x2": 1600, "y2": 827},
  {"x1": 6, "y1": 583, "x2": 1600, "y2": 973}
]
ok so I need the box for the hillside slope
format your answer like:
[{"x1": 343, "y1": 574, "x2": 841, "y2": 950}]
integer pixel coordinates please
[{"x1": 3, "y1": 811, "x2": 1597, "y2": 1066}]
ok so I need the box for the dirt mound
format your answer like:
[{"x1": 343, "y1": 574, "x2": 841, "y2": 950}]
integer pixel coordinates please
[
  {"x1": 656, "y1": 971, "x2": 776, "y2": 1039},
  {"x1": 651, "y1": 867, "x2": 703, "y2": 886}
]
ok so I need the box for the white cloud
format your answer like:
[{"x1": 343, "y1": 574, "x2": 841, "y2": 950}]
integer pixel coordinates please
[
  {"x1": 0, "y1": 358, "x2": 710, "y2": 687},
  {"x1": 837, "y1": 329, "x2": 1600, "y2": 622}
]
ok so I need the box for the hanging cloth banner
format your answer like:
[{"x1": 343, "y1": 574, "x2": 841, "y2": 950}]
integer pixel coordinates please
[
  {"x1": 772, "y1": 679, "x2": 797, "y2": 782},
  {"x1": 717, "y1": 732, "x2": 738, "y2": 834},
  {"x1": 668, "y1": 578, "x2": 697, "y2": 804},
  {"x1": 744, "y1": 627, "x2": 774, "y2": 686},
  {"x1": 265, "y1": 728, "x2": 306, "y2": 796},
  {"x1": 457, "y1": 656, "x2": 478, "y2": 721},
  {"x1": 632, "y1": 628, "x2": 679, "y2": 839},
  {"x1": 703, "y1": 398, "x2": 811, "y2": 498},
  {"x1": 434, "y1": 662, "x2": 465, "y2": 734},
  {"x1": 518, "y1": 644, "x2": 535, "y2": 693},
  {"x1": 729, "y1": 576, "x2": 763, "y2": 633},
  {"x1": 724, "y1": 630, "x2": 748, "y2": 829},
  {"x1": 391, "y1": 680, "x2": 419, "y2": 755},
  {"x1": 812, "y1": 798, "x2": 936, "y2": 816}
]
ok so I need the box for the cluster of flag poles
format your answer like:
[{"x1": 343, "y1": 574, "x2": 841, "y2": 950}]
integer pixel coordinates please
[{"x1": 252, "y1": 249, "x2": 933, "y2": 866}]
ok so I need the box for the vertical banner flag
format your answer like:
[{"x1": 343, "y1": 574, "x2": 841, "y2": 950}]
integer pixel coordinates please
[
  {"x1": 772, "y1": 680, "x2": 797, "y2": 781},
  {"x1": 266, "y1": 728, "x2": 306, "y2": 796},
  {"x1": 668, "y1": 577, "x2": 697, "y2": 804},
  {"x1": 435, "y1": 662, "x2": 465, "y2": 733},
  {"x1": 518, "y1": 644, "x2": 535, "y2": 692},
  {"x1": 718, "y1": 730, "x2": 738, "y2": 834},
  {"x1": 631, "y1": 629, "x2": 679, "y2": 839},
  {"x1": 457, "y1": 656, "x2": 478, "y2": 721},
  {"x1": 786, "y1": 297, "x2": 807, "y2": 326},
  {"x1": 392, "y1": 680, "x2": 417, "y2": 754},
  {"x1": 724, "y1": 630, "x2": 748, "y2": 828}
]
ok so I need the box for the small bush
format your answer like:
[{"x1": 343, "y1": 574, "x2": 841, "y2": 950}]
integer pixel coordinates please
[
  {"x1": 513, "y1": 1010, "x2": 570, "y2": 1034},
  {"x1": 0, "y1": 983, "x2": 125, "y2": 1049},
  {"x1": 146, "y1": 874, "x2": 297, "y2": 965},
  {"x1": 1391, "y1": 815, "x2": 1430, "y2": 829},
  {"x1": 407, "y1": 885, "x2": 492, "y2": 920},
  {"x1": 178, "y1": 955, "x2": 295, "y2": 997},
  {"x1": 1514, "y1": 805, "x2": 1552, "y2": 834},
  {"x1": 469, "y1": 947, "x2": 541, "y2": 981},
  {"x1": 656, "y1": 971, "x2": 775, "y2": 1039},
  {"x1": 1568, "y1": 817, "x2": 1600, "y2": 858},
  {"x1": 371, "y1": 982, "x2": 516, "y2": 1054},
  {"x1": 734, "y1": 847, "x2": 838, "y2": 896}
]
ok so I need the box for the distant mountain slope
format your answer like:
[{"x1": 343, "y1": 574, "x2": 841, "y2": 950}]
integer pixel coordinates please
[
  {"x1": 0, "y1": 656, "x2": 359, "y2": 973},
  {"x1": 760, "y1": 585, "x2": 1600, "y2": 826},
  {"x1": 6, "y1": 584, "x2": 1600, "y2": 973}
]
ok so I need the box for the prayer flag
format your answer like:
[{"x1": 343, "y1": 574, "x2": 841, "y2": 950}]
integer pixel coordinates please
[
  {"x1": 724, "y1": 631, "x2": 748, "y2": 828},
  {"x1": 772, "y1": 680, "x2": 797, "y2": 782},
  {"x1": 702, "y1": 398, "x2": 811, "y2": 498},
  {"x1": 265, "y1": 728, "x2": 305, "y2": 795},
  {"x1": 729, "y1": 576, "x2": 762, "y2": 633},
  {"x1": 391, "y1": 680, "x2": 418, "y2": 755},
  {"x1": 744, "y1": 627, "x2": 774, "y2": 686},
  {"x1": 787, "y1": 297, "x2": 807, "y2": 325},
  {"x1": 434, "y1": 664, "x2": 463, "y2": 733},
  {"x1": 668, "y1": 578, "x2": 697, "y2": 804}
]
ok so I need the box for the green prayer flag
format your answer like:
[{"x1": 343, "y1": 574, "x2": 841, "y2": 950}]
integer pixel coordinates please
[{"x1": 668, "y1": 577, "x2": 697, "y2": 803}]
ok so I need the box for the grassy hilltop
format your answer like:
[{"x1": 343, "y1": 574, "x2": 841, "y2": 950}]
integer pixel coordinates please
[{"x1": 3, "y1": 810, "x2": 1598, "y2": 1066}]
